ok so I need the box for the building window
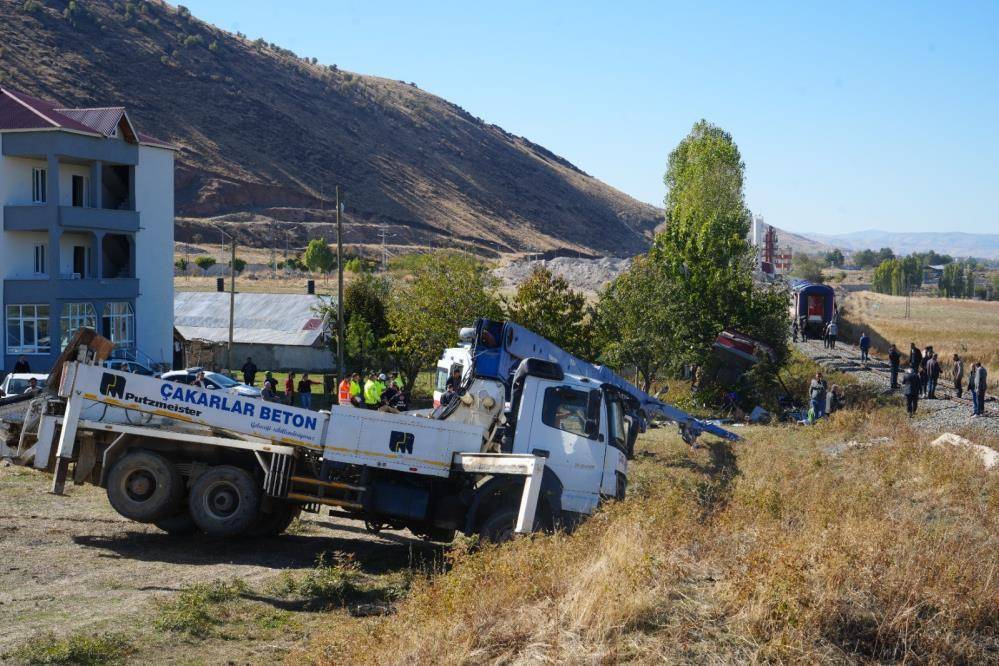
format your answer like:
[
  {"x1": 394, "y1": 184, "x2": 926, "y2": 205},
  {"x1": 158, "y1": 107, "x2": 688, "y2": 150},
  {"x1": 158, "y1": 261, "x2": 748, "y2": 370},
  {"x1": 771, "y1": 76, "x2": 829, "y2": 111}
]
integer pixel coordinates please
[
  {"x1": 6, "y1": 304, "x2": 50, "y2": 355},
  {"x1": 71, "y1": 175, "x2": 91, "y2": 207},
  {"x1": 32, "y1": 168, "x2": 47, "y2": 203},
  {"x1": 33, "y1": 244, "x2": 46, "y2": 275},
  {"x1": 60, "y1": 303, "x2": 97, "y2": 349},
  {"x1": 102, "y1": 302, "x2": 134, "y2": 349}
]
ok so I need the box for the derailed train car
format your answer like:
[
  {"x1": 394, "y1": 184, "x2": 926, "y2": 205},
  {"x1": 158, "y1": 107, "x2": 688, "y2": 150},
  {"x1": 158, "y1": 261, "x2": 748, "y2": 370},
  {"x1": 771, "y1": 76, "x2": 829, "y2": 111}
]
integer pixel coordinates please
[{"x1": 789, "y1": 280, "x2": 836, "y2": 338}]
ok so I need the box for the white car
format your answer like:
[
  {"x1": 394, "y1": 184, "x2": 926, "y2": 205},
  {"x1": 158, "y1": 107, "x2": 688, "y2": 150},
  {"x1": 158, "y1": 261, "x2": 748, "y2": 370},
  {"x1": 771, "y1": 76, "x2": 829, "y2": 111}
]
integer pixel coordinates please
[
  {"x1": 159, "y1": 369, "x2": 262, "y2": 398},
  {"x1": 1, "y1": 373, "x2": 48, "y2": 397}
]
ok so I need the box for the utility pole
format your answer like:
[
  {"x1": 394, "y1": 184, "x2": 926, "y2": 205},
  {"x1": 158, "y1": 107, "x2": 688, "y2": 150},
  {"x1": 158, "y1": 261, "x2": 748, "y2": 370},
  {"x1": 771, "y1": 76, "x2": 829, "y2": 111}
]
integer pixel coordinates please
[
  {"x1": 336, "y1": 185, "x2": 345, "y2": 387},
  {"x1": 228, "y1": 234, "x2": 236, "y2": 373}
]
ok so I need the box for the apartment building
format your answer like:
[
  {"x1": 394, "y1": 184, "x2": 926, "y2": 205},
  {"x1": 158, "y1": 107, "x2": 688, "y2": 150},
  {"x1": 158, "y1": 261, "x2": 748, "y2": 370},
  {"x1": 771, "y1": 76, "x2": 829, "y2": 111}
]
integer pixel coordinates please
[{"x1": 0, "y1": 88, "x2": 175, "y2": 372}]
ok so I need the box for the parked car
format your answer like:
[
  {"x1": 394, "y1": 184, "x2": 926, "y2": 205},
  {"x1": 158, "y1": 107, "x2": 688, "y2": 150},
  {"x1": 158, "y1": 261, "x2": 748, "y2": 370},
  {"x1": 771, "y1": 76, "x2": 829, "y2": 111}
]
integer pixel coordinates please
[
  {"x1": 0, "y1": 373, "x2": 48, "y2": 397},
  {"x1": 103, "y1": 359, "x2": 158, "y2": 377},
  {"x1": 159, "y1": 369, "x2": 262, "y2": 398}
]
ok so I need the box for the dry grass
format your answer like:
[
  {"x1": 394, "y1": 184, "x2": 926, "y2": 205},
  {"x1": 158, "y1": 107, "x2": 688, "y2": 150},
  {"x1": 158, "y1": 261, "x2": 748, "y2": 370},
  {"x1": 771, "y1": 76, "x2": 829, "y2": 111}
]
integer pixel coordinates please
[
  {"x1": 300, "y1": 406, "x2": 999, "y2": 664},
  {"x1": 842, "y1": 291, "x2": 999, "y2": 379}
]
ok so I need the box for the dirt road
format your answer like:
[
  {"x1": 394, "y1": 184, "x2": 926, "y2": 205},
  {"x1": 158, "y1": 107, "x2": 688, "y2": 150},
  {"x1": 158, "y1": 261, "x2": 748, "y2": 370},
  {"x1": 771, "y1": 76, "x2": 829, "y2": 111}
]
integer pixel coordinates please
[{"x1": 0, "y1": 463, "x2": 439, "y2": 663}]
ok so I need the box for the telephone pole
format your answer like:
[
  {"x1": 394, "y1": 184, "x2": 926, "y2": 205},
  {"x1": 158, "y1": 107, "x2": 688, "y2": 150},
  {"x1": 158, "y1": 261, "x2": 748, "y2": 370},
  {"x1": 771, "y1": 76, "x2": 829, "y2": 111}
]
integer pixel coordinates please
[
  {"x1": 336, "y1": 185, "x2": 345, "y2": 386},
  {"x1": 228, "y1": 234, "x2": 236, "y2": 372}
]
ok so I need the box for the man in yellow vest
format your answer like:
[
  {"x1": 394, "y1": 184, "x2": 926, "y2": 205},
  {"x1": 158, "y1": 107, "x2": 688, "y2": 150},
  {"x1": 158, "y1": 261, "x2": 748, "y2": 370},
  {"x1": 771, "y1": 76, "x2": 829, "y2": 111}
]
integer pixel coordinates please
[{"x1": 363, "y1": 372, "x2": 381, "y2": 409}]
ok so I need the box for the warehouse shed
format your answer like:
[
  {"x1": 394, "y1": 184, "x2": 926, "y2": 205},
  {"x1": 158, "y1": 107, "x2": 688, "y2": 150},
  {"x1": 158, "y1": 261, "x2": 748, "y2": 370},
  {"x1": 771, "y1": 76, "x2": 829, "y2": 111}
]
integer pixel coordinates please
[{"x1": 174, "y1": 292, "x2": 334, "y2": 371}]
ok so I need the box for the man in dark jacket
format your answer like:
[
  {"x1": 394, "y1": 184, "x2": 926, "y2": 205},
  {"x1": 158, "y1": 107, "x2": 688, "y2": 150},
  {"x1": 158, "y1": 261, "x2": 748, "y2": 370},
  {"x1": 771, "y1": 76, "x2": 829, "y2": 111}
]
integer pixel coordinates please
[
  {"x1": 241, "y1": 357, "x2": 258, "y2": 387},
  {"x1": 888, "y1": 344, "x2": 901, "y2": 390},
  {"x1": 859, "y1": 332, "x2": 871, "y2": 362},
  {"x1": 12, "y1": 356, "x2": 30, "y2": 373},
  {"x1": 951, "y1": 354, "x2": 964, "y2": 399},
  {"x1": 908, "y1": 343, "x2": 921, "y2": 371},
  {"x1": 925, "y1": 353, "x2": 940, "y2": 399},
  {"x1": 969, "y1": 362, "x2": 988, "y2": 417},
  {"x1": 901, "y1": 368, "x2": 919, "y2": 417}
]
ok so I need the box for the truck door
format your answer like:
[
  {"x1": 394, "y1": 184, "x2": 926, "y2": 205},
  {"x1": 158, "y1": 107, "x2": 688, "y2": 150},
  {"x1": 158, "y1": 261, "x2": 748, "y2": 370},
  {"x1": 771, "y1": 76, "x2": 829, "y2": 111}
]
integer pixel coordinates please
[
  {"x1": 518, "y1": 379, "x2": 606, "y2": 515},
  {"x1": 600, "y1": 392, "x2": 629, "y2": 500}
]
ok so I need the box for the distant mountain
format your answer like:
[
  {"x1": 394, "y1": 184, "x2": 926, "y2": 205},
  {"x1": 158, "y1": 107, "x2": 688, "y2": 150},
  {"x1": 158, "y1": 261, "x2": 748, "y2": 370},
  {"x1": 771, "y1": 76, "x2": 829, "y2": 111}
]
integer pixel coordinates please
[
  {"x1": 0, "y1": 0, "x2": 660, "y2": 257},
  {"x1": 804, "y1": 231, "x2": 999, "y2": 260},
  {"x1": 768, "y1": 226, "x2": 836, "y2": 257}
]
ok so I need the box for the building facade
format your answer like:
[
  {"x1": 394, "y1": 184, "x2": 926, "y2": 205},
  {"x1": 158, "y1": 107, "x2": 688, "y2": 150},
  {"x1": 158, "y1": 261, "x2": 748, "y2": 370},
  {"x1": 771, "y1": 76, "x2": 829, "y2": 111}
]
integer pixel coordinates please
[{"x1": 0, "y1": 88, "x2": 175, "y2": 372}]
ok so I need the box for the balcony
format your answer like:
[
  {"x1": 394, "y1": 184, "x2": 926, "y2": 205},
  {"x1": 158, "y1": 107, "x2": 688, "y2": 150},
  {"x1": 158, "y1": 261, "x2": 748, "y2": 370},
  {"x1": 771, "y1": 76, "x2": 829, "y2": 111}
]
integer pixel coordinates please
[
  {"x1": 4, "y1": 276, "x2": 139, "y2": 303},
  {"x1": 4, "y1": 205, "x2": 138, "y2": 233}
]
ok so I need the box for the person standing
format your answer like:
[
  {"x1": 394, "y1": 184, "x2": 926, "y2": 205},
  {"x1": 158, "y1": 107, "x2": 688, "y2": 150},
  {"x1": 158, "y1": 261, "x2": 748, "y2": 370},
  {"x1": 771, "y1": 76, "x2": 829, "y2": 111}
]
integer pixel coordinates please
[
  {"x1": 809, "y1": 371, "x2": 828, "y2": 421},
  {"x1": 338, "y1": 374, "x2": 353, "y2": 406},
  {"x1": 917, "y1": 363, "x2": 928, "y2": 398},
  {"x1": 951, "y1": 354, "x2": 964, "y2": 399},
  {"x1": 261, "y1": 381, "x2": 277, "y2": 402},
  {"x1": 970, "y1": 362, "x2": 988, "y2": 417},
  {"x1": 12, "y1": 356, "x2": 30, "y2": 373},
  {"x1": 901, "y1": 368, "x2": 919, "y2": 417},
  {"x1": 822, "y1": 322, "x2": 830, "y2": 349},
  {"x1": 825, "y1": 384, "x2": 842, "y2": 416},
  {"x1": 298, "y1": 373, "x2": 316, "y2": 409},
  {"x1": 827, "y1": 320, "x2": 838, "y2": 349},
  {"x1": 792, "y1": 319, "x2": 799, "y2": 343},
  {"x1": 263, "y1": 371, "x2": 276, "y2": 393},
  {"x1": 908, "y1": 343, "x2": 921, "y2": 371},
  {"x1": 284, "y1": 372, "x2": 296, "y2": 406},
  {"x1": 241, "y1": 357, "x2": 258, "y2": 387},
  {"x1": 859, "y1": 331, "x2": 870, "y2": 362},
  {"x1": 926, "y1": 353, "x2": 940, "y2": 399},
  {"x1": 363, "y1": 373, "x2": 380, "y2": 409},
  {"x1": 888, "y1": 344, "x2": 901, "y2": 390}
]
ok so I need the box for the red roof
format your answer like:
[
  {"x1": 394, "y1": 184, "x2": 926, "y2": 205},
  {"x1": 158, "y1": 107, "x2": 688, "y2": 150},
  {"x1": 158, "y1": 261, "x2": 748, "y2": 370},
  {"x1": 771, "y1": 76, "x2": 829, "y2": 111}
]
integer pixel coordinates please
[{"x1": 0, "y1": 88, "x2": 174, "y2": 149}]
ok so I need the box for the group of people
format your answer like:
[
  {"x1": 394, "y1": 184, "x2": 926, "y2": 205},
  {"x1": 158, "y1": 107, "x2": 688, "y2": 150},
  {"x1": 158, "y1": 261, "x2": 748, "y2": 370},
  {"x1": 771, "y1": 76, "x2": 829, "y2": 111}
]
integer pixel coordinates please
[
  {"x1": 337, "y1": 371, "x2": 407, "y2": 412},
  {"x1": 884, "y1": 343, "x2": 989, "y2": 417}
]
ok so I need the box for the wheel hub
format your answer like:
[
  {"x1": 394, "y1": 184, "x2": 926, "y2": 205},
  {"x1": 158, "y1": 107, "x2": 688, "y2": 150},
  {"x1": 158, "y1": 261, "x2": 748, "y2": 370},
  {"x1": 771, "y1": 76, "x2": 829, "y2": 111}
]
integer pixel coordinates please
[
  {"x1": 206, "y1": 482, "x2": 240, "y2": 518},
  {"x1": 125, "y1": 470, "x2": 156, "y2": 501}
]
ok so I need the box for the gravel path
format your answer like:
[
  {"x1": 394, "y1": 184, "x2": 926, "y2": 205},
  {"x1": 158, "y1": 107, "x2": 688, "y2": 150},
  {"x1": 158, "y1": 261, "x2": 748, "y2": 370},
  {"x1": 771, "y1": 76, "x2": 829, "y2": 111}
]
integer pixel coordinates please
[{"x1": 795, "y1": 337, "x2": 999, "y2": 441}]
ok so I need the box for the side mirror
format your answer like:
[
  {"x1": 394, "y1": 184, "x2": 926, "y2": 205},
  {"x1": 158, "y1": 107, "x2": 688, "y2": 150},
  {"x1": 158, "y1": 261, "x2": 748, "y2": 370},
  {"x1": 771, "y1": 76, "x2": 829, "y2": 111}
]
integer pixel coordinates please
[{"x1": 584, "y1": 419, "x2": 599, "y2": 438}]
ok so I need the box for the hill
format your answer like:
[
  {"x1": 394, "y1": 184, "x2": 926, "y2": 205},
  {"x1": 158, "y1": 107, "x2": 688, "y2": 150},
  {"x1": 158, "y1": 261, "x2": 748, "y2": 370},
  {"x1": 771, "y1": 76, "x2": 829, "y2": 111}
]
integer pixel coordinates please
[
  {"x1": 805, "y1": 230, "x2": 999, "y2": 260},
  {"x1": 0, "y1": 0, "x2": 660, "y2": 257}
]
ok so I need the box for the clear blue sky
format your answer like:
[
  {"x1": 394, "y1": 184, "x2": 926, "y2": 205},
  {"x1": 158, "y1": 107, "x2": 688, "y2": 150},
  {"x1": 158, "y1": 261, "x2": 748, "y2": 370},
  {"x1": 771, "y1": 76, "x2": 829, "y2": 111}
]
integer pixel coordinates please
[{"x1": 182, "y1": 0, "x2": 998, "y2": 235}]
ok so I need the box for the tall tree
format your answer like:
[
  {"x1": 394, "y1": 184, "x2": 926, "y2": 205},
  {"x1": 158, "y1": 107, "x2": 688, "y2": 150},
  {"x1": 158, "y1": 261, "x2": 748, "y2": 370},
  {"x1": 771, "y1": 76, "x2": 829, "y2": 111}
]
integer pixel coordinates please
[
  {"x1": 592, "y1": 256, "x2": 673, "y2": 392},
  {"x1": 647, "y1": 120, "x2": 788, "y2": 369},
  {"x1": 385, "y1": 252, "x2": 502, "y2": 391},
  {"x1": 505, "y1": 266, "x2": 592, "y2": 357}
]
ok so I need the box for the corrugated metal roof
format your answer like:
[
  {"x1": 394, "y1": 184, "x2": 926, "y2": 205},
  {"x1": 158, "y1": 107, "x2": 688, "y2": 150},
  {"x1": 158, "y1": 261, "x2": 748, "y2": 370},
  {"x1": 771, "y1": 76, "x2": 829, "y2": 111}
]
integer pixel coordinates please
[
  {"x1": 0, "y1": 89, "x2": 100, "y2": 134},
  {"x1": 54, "y1": 107, "x2": 126, "y2": 136},
  {"x1": 174, "y1": 292, "x2": 332, "y2": 347}
]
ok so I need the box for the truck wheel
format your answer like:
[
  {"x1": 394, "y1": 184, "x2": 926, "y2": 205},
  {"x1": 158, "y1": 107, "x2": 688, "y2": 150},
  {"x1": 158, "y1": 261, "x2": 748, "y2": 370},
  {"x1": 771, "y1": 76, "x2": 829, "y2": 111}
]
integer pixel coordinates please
[
  {"x1": 188, "y1": 466, "x2": 261, "y2": 537},
  {"x1": 245, "y1": 502, "x2": 301, "y2": 537},
  {"x1": 478, "y1": 507, "x2": 520, "y2": 543},
  {"x1": 106, "y1": 450, "x2": 183, "y2": 523},
  {"x1": 154, "y1": 510, "x2": 197, "y2": 535}
]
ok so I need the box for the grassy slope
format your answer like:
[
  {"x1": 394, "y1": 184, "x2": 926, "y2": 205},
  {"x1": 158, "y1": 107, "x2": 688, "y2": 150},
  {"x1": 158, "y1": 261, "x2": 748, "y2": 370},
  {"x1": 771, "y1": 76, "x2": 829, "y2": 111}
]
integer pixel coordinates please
[
  {"x1": 302, "y1": 405, "x2": 999, "y2": 663},
  {"x1": 842, "y1": 291, "x2": 999, "y2": 379}
]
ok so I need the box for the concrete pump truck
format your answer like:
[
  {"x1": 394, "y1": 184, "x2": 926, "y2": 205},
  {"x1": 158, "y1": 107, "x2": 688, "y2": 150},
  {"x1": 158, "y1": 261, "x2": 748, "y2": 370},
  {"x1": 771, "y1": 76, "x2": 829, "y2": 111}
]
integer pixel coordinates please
[{"x1": 2, "y1": 320, "x2": 737, "y2": 543}]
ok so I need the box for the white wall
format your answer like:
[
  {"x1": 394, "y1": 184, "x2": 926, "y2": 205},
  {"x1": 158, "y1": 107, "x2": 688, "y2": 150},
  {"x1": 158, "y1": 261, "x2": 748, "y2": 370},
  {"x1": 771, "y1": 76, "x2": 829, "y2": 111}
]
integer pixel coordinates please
[
  {"x1": 133, "y1": 144, "x2": 174, "y2": 365},
  {"x1": 1, "y1": 231, "x2": 48, "y2": 279},
  {"x1": 59, "y1": 231, "x2": 92, "y2": 276},
  {"x1": 0, "y1": 154, "x2": 45, "y2": 208},
  {"x1": 58, "y1": 163, "x2": 91, "y2": 206}
]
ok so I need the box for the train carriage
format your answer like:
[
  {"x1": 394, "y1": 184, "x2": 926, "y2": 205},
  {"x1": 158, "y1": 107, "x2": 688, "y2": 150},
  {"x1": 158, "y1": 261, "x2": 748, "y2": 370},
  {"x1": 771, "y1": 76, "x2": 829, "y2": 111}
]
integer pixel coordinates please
[{"x1": 789, "y1": 280, "x2": 835, "y2": 338}]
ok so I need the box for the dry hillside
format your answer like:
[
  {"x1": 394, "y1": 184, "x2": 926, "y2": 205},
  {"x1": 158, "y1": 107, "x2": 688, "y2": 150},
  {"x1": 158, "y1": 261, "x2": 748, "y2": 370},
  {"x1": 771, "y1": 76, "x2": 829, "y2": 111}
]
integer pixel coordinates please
[{"x1": 0, "y1": 0, "x2": 661, "y2": 256}]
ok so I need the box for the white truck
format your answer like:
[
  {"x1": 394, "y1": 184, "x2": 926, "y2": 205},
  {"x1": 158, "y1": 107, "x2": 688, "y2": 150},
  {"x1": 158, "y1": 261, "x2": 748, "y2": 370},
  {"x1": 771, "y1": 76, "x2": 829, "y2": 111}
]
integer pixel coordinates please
[{"x1": 4, "y1": 319, "x2": 737, "y2": 542}]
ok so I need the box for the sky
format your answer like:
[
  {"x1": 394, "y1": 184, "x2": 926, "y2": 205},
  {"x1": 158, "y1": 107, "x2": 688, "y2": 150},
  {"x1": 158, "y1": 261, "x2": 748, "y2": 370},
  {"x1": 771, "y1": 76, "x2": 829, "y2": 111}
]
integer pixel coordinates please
[{"x1": 181, "y1": 1, "x2": 999, "y2": 236}]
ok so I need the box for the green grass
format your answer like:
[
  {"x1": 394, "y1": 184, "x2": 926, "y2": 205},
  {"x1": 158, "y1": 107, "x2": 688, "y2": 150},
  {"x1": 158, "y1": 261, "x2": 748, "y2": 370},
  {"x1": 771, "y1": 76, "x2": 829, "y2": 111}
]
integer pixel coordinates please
[
  {"x1": 153, "y1": 579, "x2": 248, "y2": 637},
  {"x1": 271, "y1": 553, "x2": 363, "y2": 607},
  {"x1": 8, "y1": 631, "x2": 132, "y2": 665}
]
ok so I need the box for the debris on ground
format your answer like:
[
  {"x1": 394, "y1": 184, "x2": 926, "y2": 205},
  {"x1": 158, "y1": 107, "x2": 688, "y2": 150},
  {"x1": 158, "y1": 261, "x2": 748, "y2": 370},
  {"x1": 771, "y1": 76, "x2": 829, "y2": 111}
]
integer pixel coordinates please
[{"x1": 930, "y1": 433, "x2": 998, "y2": 470}]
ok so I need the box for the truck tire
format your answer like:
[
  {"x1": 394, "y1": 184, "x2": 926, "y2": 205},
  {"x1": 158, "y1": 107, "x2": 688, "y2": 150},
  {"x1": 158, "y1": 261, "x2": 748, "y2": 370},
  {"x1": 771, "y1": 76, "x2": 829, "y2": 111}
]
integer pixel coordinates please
[
  {"x1": 154, "y1": 510, "x2": 198, "y2": 536},
  {"x1": 478, "y1": 507, "x2": 520, "y2": 543},
  {"x1": 106, "y1": 450, "x2": 184, "y2": 523},
  {"x1": 245, "y1": 502, "x2": 301, "y2": 537},
  {"x1": 187, "y1": 465, "x2": 261, "y2": 537}
]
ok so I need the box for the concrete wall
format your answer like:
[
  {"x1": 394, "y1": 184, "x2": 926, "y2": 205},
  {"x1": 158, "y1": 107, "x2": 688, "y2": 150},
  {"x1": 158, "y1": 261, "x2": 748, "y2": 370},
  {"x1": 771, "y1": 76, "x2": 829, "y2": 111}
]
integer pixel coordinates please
[
  {"x1": 133, "y1": 144, "x2": 174, "y2": 366},
  {"x1": 187, "y1": 341, "x2": 335, "y2": 373}
]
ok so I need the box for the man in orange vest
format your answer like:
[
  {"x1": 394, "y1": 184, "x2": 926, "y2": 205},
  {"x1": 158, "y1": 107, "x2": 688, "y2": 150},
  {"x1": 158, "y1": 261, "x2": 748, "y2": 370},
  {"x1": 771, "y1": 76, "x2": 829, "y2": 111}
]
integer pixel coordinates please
[{"x1": 338, "y1": 372, "x2": 362, "y2": 407}]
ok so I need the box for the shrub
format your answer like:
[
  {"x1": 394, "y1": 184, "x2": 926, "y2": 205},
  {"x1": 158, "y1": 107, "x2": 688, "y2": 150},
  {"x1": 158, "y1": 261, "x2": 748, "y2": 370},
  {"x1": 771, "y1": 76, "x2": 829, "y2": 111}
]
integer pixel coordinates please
[
  {"x1": 174, "y1": 258, "x2": 188, "y2": 272},
  {"x1": 153, "y1": 579, "x2": 248, "y2": 637},
  {"x1": 194, "y1": 255, "x2": 216, "y2": 273},
  {"x1": 9, "y1": 631, "x2": 132, "y2": 665},
  {"x1": 272, "y1": 553, "x2": 362, "y2": 607}
]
